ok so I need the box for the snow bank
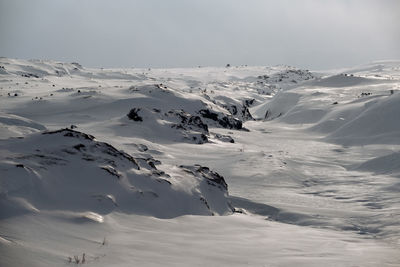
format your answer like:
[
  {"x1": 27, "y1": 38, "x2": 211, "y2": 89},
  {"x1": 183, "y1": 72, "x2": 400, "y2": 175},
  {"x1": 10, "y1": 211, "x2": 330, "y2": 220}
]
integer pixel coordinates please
[
  {"x1": 355, "y1": 151, "x2": 400, "y2": 176},
  {"x1": 325, "y1": 93, "x2": 400, "y2": 145},
  {"x1": 0, "y1": 113, "x2": 46, "y2": 139},
  {"x1": 249, "y1": 92, "x2": 301, "y2": 120},
  {"x1": 311, "y1": 74, "x2": 380, "y2": 88}
]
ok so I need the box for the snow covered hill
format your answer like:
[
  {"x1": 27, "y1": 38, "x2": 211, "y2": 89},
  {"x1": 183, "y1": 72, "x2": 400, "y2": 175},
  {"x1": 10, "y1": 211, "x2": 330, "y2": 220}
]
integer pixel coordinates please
[
  {"x1": 0, "y1": 128, "x2": 233, "y2": 219},
  {"x1": 1, "y1": 58, "x2": 400, "y2": 266}
]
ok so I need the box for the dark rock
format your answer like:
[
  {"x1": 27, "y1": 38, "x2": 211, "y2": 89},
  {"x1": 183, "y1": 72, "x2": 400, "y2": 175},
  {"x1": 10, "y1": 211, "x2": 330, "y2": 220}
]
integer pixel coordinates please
[
  {"x1": 156, "y1": 178, "x2": 171, "y2": 185},
  {"x1": 190, "y1": 134, "x2": 208, "y2": 144},
  {"x1": 179, "y1": 164, "x2": 228, "y2": 191},
  {"x1": 215, "y1": 133, "x2": 235, "y2": 143},
  {"x1": 42, "y1": 128, "x2": 140, "y2": 170},
  {"x1": 136, "y1": 144, "x2": 148, "y2": 152},
  {"x1": 21, "y1": 73, "x2": 39, "y2": 78},
  {"x1": 97, "y1": 142, "x2": 140, "y2": 170},
  {"x1": 243, "y1": 98, "x2": 255, "y2": 107},
  {"x1": 218, "y1": 116, "x2": 242, "y2": 130},
  {"x1": 199, "y1": 109, "x2": 219, "y2": 121},
  {"x1": 361, "y1": 92, "x2": 372, "y2": 97},
  {"x1": 229, "y1": 105, "x2": 238, "y2": 115},
  {"x1": 200, "y1": 197, "x2": 211, "y2": 210},
  {"x1": 188, "y1": 116, "x2": 208, "y2": 132},
  {"x1": 147, "y1": 160, "x2": 156, "y2": 169},
  {"x1": 101, "y1": 166, "x2": 121, "y2": 179},
  {"x1": 240, "y1": 105, "x2": 253, "y2": 121},
  {"x1": 43, "y1": 128, "x2": 95, "y2": 141},
  {"x1": 199, "y1": 109, "x2": 243, "y2": 130},
  {"x1": 223, "y1": 102, "x2": 254, "y2": 122},
  {"x1": 73, "y1": 144, "x2": 85, "y2": 151},
  {"x1": 168, "y1": 109, "x2": 209, "y2": 136},
  {"x1": 258, "y1": 69, "x2": 314, "y2": 84},
  {"x1": 127, "y1": 108, "x2": 143, "y2": 121}
]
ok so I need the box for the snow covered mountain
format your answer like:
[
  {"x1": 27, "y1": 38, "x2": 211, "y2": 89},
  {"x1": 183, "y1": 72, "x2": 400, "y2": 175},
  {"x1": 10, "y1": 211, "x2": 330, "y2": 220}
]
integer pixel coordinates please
[{"x1": 1, "y1": 58, "x2": 400, "y2": 266}]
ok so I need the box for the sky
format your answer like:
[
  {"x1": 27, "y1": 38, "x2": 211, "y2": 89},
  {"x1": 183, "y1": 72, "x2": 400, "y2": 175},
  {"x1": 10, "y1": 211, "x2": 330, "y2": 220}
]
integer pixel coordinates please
[{"x1": 0, "y1": 0, "x2": 399, "y2": 69}]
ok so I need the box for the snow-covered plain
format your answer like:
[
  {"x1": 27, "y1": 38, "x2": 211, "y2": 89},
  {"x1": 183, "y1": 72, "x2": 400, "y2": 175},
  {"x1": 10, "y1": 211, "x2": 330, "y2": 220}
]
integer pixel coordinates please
[{"x1": 1, "y1": 58, "x2": 400, "y2": 266}]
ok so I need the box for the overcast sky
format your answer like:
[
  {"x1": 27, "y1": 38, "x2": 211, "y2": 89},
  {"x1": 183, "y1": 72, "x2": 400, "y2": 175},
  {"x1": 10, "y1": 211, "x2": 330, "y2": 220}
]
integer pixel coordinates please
[{"x1": 0, "y1": 0, "x2": 399, "y2": 69}]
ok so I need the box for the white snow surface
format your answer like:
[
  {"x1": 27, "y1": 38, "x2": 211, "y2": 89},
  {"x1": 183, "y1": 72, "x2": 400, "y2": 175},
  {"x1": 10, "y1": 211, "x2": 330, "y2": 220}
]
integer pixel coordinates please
[{"x1": 1, "y1": 58, "x2": 400, "y2": 266}]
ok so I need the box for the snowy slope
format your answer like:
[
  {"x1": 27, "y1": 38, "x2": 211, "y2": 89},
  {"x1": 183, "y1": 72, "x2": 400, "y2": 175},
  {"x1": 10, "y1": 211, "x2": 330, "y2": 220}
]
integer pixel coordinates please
[
  {"x1": 0, "y1": 128, "x2": 233, "y2": 219},
  {"x1": 1, "y1": 58, "x2": 400, "y2": 266}
]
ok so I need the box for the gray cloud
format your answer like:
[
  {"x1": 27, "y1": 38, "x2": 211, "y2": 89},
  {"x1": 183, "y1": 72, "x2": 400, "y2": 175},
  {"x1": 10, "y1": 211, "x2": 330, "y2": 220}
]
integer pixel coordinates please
[{"x1": 0, "y1": 0, "x2": 399, "y2": 69}]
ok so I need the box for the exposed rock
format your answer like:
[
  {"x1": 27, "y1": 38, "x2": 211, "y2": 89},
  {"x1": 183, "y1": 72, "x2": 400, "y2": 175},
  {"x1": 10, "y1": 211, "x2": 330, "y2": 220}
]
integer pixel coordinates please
[
  {"x1": 101, "y1": 166, "x2": 121, "y2": 179},
  {"x1": 198, "y1": 109, "x2": 243, "y2": 130},
  {"x1": 167, "y1": 109, "x2": 209, "y2": 134},
  {"x1": 179, "y1": 164, "x2": 228, "y2": 191},
  {"x1": 43, "y1": 128, "x2": 140, "y2": 169},
  {"x1": 258, "y1": 68, "x2": 314, "y2": 84},
  {"x1": 21, "y1": 73, "x2": 39, "y2": 78},
  {"x1": 43, "y1": 128, "x2": 95, "y2": 140},
  {"x1": 214, "y1": 133, "x2": 235, "y2": 143},
  {"x1": 127, "y1": 108, "x2": 143, "y2": 121},
  {"x1": 243, "y1": 98, "x2": 255, "y2": 107}
]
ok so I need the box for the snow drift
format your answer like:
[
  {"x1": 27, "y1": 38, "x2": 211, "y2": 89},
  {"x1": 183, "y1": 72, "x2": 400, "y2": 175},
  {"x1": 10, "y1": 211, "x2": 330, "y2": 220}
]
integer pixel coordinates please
[{"x1": 324, "y1": 93, "x2": 400, "y2": 145}]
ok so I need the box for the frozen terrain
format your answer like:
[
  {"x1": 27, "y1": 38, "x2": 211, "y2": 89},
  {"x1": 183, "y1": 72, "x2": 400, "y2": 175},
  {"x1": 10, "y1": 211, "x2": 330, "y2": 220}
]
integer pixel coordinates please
[{"x1": 1, "y1": 58, "x2": 400, "y2": 266}]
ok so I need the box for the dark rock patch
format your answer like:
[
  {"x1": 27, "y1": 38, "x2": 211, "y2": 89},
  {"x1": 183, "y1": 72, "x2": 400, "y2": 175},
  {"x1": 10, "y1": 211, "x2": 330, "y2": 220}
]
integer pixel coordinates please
[
  {"x1": 180, "y1": 164, "x2": 228, "y2": 191},
  {"x1": 101, "y1": 166, "x2": 121, "y2": 179},
  {"x1": 43, "y1": 128, "x2": 95, "y2": 141},
  {"x1": 199, "y1": 109, "x2": 243, "y2": 130},
  {"x1": 21, "y1": 73, "x2": 39, "y2": 78},
  {"x1": 127, "y1": 108, "x2": 143, "y2": 121},
  {"x1": 168, "y1": 109, "x2": 209, "y2": 134},
  {"x1": 73, "y1": 144, "x2": 85, "y2": 151},
  {"x1": 214, "y1": 133, "x2": 235, "y2": 143},
  {"x1": 43, "y1": 128, "x2": 140, "y2": 170}
]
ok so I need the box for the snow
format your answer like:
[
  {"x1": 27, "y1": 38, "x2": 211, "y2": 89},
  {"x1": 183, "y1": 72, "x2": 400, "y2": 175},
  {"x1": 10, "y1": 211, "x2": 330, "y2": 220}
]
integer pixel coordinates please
[
  {"x1": 325, "y1": 93, "x2": 400, "y2": 145},
  {"x1": 2, "y1": 213, "x2": 399, "y2": 267},
  {"x1": 1, "y1": 58, "x2": 400, "y2": 266}
]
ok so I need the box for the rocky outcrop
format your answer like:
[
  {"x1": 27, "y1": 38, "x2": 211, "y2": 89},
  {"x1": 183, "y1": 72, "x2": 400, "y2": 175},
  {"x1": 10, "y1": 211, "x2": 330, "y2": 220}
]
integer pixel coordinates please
[{"x1": 198, "y1": 109, "x2": 243, "y2": 130}]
